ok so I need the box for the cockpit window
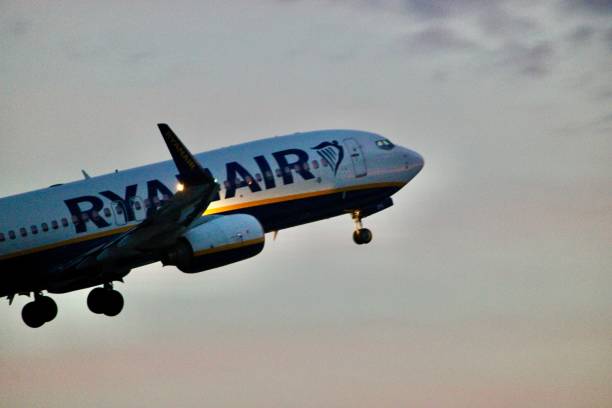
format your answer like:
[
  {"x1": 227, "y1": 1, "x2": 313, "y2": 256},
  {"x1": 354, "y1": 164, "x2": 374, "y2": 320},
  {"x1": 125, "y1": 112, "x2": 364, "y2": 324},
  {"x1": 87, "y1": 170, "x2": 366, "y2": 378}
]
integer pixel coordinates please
[{"x1": 376, "y1": 139, "x2": 395, "y2": 150}]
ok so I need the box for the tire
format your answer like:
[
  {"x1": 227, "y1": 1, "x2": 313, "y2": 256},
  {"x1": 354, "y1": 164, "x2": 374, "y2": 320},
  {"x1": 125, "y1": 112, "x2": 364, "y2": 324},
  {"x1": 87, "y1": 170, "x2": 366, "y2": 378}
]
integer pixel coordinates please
[
  {"x1": 87, "y1": 287, "x2": 107, "y2": 314},
  {"x1": 22, "y1": 301, "x2": 46, "y2": 328},
  {"x1": 39, "y1": 296, "x2": 58, "y2": 322},
  {"x1": 103, "y1": 290, "x2": 124, "y2": 317},
  {"x1": 353, "y1": 228, "x2": 373, "y2": 245},
  {"x1": 359, "y1": 228, "x2": 373, "y2": 244}
]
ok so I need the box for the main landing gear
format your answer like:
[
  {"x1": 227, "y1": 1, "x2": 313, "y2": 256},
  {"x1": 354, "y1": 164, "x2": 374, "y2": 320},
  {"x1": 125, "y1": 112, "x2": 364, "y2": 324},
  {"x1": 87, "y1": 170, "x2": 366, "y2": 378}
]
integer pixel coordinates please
[
  {"x1": 16, "y1": 283, "x2": 124, "y2": 327},
  {"x1": 21, "y1": 293, "x2": 58, "y2": 328},
  {"x1": 352, "y1": 210, "x2": 373, "y2": 245},
  {"x1": 87, "y1": 283, "x2": 124, "y2": 317}
]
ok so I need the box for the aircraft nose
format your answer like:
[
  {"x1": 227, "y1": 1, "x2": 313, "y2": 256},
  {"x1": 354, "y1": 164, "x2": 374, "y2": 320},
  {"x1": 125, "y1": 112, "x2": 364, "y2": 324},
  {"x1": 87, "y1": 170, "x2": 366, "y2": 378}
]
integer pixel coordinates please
[
  {"x1": 404, "y1": 148, "x2": 424, "y2": 174},
  {"x1": 398, "y1": 148, "x2": 424, "y2": 184},
  {"x1": 407, "y1": 149, "x2": 424, "y2": 173}
]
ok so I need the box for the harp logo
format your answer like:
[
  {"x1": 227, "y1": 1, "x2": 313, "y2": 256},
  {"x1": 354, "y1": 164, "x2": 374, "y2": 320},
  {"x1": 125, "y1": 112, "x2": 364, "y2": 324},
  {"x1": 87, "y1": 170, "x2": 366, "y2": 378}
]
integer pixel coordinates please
[{"x1": 312, "y1": 141, "x2": 344, "y2": 176}]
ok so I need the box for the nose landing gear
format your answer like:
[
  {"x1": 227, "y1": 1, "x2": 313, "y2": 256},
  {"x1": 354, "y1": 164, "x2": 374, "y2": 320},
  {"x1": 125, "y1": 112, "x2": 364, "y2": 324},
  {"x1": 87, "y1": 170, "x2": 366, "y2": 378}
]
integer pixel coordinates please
[
  {"x1": 21, "y1": 293, "x2": 58, "y2": 328},
  {"x1": 87, "y1": 283, "x2": 124, "y2": 317},
  {"x1": 352, "y1": 210, "x2": 373, "y2": 245}
]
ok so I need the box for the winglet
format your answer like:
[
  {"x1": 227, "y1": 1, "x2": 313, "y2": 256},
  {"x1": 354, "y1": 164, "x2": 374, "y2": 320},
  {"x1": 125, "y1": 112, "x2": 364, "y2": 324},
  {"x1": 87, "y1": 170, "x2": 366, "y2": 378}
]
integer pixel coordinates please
[{"x1": 157, "y1": 124, "x2": 215, "y2": 186}]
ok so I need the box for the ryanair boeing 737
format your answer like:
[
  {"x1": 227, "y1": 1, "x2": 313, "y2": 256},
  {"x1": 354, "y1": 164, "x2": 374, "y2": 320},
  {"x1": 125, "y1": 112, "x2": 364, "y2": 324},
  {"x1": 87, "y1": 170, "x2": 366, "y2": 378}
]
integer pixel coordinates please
[{"x1": 0, "y1": 125, "x2": 424, "y2": 327}]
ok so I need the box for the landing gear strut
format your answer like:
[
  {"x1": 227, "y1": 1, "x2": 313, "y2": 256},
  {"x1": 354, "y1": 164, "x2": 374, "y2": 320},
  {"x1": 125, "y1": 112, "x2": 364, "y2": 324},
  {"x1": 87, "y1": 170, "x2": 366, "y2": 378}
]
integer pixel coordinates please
[
  {"x1": 87, "y1": 283, "x2": 124, "y2": 317},
  {"x1": 21, "y1": 293, "x2": 58, "y2": 328},
  {"x1": 352, "y1": 210, "x2": 373, "y2": 245}
]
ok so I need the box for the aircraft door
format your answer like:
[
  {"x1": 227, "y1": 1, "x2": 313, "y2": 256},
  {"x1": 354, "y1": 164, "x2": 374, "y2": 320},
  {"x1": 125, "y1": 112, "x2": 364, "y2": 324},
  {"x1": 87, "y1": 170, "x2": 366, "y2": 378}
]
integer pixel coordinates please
[{"x1": 343, "y1": 138, "x2": 367, "y2": 178}]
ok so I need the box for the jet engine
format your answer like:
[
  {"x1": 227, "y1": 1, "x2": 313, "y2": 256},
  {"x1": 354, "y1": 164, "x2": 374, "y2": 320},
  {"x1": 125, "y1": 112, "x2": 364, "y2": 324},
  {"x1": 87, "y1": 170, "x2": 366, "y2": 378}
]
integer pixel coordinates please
[{"x1": 163, "y1": 214, "x2": 265, "y2": 273}]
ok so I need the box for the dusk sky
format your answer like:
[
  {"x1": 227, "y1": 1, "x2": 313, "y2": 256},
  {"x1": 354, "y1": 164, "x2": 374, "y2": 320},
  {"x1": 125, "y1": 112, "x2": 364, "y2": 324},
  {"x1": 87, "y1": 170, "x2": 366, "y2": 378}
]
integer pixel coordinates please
[{"x1": 1, "y1": 1, "x2": 611, "y2": 407}]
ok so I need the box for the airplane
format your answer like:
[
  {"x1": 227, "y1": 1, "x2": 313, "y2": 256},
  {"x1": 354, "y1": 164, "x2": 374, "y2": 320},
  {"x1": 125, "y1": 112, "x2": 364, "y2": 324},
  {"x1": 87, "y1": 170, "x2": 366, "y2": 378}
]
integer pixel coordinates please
[{"x1": 0, "y1": 124, "x2": 424, "y2": 327}]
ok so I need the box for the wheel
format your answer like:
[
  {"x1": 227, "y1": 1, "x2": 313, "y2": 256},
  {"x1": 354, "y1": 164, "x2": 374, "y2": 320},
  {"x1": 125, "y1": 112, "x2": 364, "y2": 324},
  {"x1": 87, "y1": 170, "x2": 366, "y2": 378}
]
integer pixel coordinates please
[
  {"x1": 103, "y1": 290, "x2": 124, "y2": 317},
  {"x1": 353, "y1": 230, "x2": 363, "y2": 245},
  {"x1": 359, "y1": 228, "x2": 372, "y2": 244},
  {"x1": 39, "y1": 296, "x2": 58, "y2": 322},
  {"x1": 22, "y1": 301, "x2": 46, "y2": 328},
  {"x1": 87, "y1": 287, "x2": 107, "y2": 314},
  {"x1": 353, "y1": 228, "x2": 373, "y2": 245}
]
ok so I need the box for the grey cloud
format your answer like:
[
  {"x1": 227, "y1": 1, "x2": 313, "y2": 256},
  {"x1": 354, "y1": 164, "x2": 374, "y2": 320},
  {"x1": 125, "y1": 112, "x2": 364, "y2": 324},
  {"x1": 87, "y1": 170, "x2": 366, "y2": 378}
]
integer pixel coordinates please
[
  {"x1": 497, "y1": 41, "x2": 556, "y2": 77},
  {"x1": 402, "y1": 27, "x2": 478, "y2": 53},
  {"x1": 567, "y1": 25, "x2": 596, "y2": 43},
  {"x1": 563, "y1": 0, "x2": 612, "y2": 14},
  {"x1": 477, "y1": 7, "x2": 538, "y2": 38},
  {"x1": 400, "y1": 0, "x2": 493, "y2": 19},
  {"x1": 3, "y1": 19, "x2": 30, "y2": 37},
  {"x1": 124, "y1": 50, "x2": 156, "y2": 64},
  {"x1": 600, "y1": 112, "x2": 612, "y2": 123},
  {"x1": 605, "y1": 26, "x2": 612, "y2": 48},
  {"x1": 594, "y1": 87, "x2": 612, "y2": 100}
]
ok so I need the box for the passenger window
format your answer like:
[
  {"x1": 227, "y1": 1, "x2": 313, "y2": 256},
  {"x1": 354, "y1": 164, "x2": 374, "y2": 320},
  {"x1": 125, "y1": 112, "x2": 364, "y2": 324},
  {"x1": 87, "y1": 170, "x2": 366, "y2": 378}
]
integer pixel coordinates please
[
  {"x1": 115, "y1": 204, "x2": 124, "y2": 215},
  {"x1": 72, "y1": 215, "x2": 79, "y2": 224},
  {"x1": 0, "y1": 232, "x2": 5, "y2": 242},
  {"x1": 321, "y1": 158, "x2": 329, "y2": 167},
  {"x1": 20, "y1": 227, "x2": 27, "y2": 237},
  {"x1": 275, "y1": 168, "x2": 282, "y2": 177},
  {"x1": 81, "y1": 213, "x2": 89, "y2": 221},
  {"x1": 134, "y1": 201, "x2": 142, "y2": 210},
  {"x1": 42, "y1": 223, "x2": 49, "y2": 232},
  {"x1": 255, "y1": 173, "x2": 262, "y2": 182},
  {"x1": 91, "y1": 211, "x2": 99, "y2": 220},
  {"x1": 246, "y1": 176, "x2": 253, "y2": 185},
  {"x1": 143, "y1": 199, "x2": 151, "y2": 209},
  {"x1": 284, "y1": 166, "x2": 291, "y2": 174},
  {"x1": 62, "y1": 218, "x2": 69, "y2": 227},
  {"x1": 104, "y1": 208, "x2": 112, "y2": 217},
  {"x1": 265, "y1": 170, "x2": 273, "y2": 179},
  {"x1": 31, "y1": 225, "x2": 38, "y2": 235},
  {"x1": 51, "y1": 220, "x2": 59, "y2": 230},
  {"x1": 312, "y1": 160, "x2": 319, "y2": 169},
  {"x1": 303, "y1": 162, "x2": 309, "y2": 171},
  {"x1": 9, "y1": 231, "x2": 16, "y2": 240}
]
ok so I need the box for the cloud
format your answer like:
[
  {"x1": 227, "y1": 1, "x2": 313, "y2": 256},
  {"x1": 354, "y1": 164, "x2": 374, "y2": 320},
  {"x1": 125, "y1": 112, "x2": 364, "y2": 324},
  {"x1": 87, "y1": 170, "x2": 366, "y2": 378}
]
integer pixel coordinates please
[
  {"x1": 400, "y1": 0, "x2": 492, "y2": 19},
  {"x1": 402, "y1": 27, "x2": 478, "y2": 53},
  {"x1": 605, "y1": 26, "x2": 612, "y2": 49},
  {"x1": 496, "y1": 41, "x2": 556, "y2": 77},
  {"x1": 477, "y1": 6, "x2": 538, "y2": 38},
  {"x1": 567, "y1": 25, "x2": 596, "y2": 43},
  {"x1": 562, "y1": 0, "x2": 612, "y2": 14},
  {"x1": 599, "y1": 111, "x2": 612, "y2": 123},
  {"x1": 2, "y1": 19, "x2": 30, "y2": 37},
  {"x1": 124, "y1": 50, "x2": 156, "y2": 64}
]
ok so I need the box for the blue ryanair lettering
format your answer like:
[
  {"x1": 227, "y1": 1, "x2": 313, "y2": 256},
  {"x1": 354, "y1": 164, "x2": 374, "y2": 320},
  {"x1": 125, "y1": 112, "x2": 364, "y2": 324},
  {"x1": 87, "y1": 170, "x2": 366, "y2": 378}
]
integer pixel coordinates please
[{"x1": 64, "y1": 147, "x2": 314, "y2": 233}]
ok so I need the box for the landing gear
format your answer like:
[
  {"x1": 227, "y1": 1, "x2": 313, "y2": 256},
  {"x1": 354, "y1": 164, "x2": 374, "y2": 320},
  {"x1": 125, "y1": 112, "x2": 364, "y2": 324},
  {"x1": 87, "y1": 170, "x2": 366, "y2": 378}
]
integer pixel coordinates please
[
  {"x1": 87, "y1": 284, "x2": 124, "y2": 317},
  {"x1": 21, "y1": 294, "x2": 58, "y2": 328},
  {"x1": 352, "y1": 210, "x2": 373, "y2": 245}
]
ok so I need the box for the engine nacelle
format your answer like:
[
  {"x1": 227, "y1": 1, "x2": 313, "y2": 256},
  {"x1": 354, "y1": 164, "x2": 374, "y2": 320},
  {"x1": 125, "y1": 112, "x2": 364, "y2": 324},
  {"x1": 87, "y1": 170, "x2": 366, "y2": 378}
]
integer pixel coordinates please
[{"x1": 163, "y1": 214, "x2": 265, "y2": 273}]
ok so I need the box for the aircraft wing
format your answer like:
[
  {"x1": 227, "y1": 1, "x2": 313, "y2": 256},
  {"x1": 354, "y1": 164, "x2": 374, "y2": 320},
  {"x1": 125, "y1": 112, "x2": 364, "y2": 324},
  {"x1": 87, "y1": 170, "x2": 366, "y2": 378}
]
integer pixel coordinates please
[{"x1": 52, "y1": 124, "x2": 220, "y2": 277}]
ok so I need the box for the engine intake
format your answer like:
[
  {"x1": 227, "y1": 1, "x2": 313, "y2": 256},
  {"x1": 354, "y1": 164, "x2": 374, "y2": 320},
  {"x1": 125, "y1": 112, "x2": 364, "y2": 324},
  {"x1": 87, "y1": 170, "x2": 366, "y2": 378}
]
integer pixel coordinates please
[{"x1": 163, "y1": 214, "x2": 265, "y2": 273}]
